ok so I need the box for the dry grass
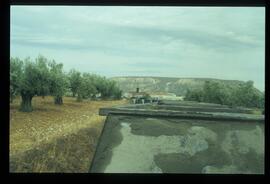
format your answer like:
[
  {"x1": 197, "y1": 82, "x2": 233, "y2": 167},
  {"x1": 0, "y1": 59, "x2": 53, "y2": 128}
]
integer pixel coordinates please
[{"x1": 10, "y1": 96, "x2": 127, "y2": 172}]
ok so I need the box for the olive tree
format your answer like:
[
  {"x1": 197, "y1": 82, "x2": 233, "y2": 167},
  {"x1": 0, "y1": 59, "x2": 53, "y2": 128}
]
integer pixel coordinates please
[
  {"x1": 10, "y1": 55, "x2": 69, "y2": 111},
  {"x1": 19, "y1": 56, "x2": 51, "y2": 112},
  {"x1": 232, "y1": 81, "x2": 263, "y2": 108},
  {"x1": 184, "y1": 88, "x2": 204, "y2": 102},
  {"x1": 91, "y1": 75, "x2": 107, "y2": 98},
  {"x1": 75, "y1": 74, "x2": 122, "y2": 100},
  {"x1": 111, "y1": 86, "x2": 122, "y2": 99},
  {"x1": 105, "y1": 80, "x2": 122, "y2": 99},
  {"x1": 202, "y1": 81, "x2": 229, "y2": 105},
  {"x1": 90, "y1": 75, "x2": 121, "y2": 99},
  {"x1": 49, "y1": 60, "x2": 68, "y2": 105},
  {"x1": 10, "y1": 57, "x2": 23, "y2": 103},
  {"x1": 185, "y1": 80, "x2": 264, "y2": 108},
  {"x1": 77, "y1": 73, "x2": 97, "y2": 101},
  {"x1": 68, "y1": 69, "x2": 82, "y2": 98}
]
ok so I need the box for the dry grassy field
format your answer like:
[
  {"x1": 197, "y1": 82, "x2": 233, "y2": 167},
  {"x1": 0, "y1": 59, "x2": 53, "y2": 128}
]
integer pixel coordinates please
[{"x1": 10, "y1": 96, "x2": 127, "y2": 172}]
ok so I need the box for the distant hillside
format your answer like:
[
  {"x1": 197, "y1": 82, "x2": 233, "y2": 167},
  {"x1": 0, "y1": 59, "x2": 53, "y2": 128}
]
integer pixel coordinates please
[{"x1": 110, "y1": 76, "x2": 261, "y2": 96}]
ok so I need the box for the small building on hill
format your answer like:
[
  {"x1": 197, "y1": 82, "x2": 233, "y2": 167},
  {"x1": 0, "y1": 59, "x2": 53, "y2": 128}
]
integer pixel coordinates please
[
  {"x1": 129, "y1": 88, "x2": 151, "y2": 104},
  {"x1": 124, "y1": 88, "x2": 184, "y2": 104}
]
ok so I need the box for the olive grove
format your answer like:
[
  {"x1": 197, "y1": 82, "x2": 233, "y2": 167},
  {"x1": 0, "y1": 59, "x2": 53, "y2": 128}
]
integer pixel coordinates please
[
  {"x1": 185, "y1": 80, "x2": 264, "y2": 109},
  {"x1": 10, "y1": 55, "x2": 122, "y2": 112}
]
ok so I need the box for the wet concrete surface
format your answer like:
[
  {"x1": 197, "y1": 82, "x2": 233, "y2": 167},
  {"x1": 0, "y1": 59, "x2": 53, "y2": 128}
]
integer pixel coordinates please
[{"x1": 90, "y1": 114, "x2": 264, "y2": 173}]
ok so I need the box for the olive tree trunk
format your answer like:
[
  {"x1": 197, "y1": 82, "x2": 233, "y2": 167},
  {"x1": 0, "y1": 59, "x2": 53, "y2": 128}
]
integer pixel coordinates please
[
  {"x1": 76, "y1": 93, "x2": 83, "y2": 102},
  {"x1": 20, "y1": 93, "x2": 33, "y2": 112},
  {"x1": 54, "y1": 96, "x2": 63, "y2": 105}
]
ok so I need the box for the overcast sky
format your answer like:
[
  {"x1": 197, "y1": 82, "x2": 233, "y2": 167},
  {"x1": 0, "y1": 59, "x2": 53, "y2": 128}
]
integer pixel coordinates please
[{"x1": 10, "y1": 6, "x2": 265, "y2": 91}]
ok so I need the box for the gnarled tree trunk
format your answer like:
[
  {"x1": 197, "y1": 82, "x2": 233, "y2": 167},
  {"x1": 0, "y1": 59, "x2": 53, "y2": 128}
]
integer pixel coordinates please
[
  {"x1": 54, "y1": 96, "x2": 63, "y2": 105},
  {"x1": 20, "y1": 93, "x2": 33, "y2": 112}
]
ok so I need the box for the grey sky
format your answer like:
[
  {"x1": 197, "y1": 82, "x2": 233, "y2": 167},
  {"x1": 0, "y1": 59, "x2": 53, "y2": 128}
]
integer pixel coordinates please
[{"x1": 10, "y1": 6, "x2": 265, "y2": 91}]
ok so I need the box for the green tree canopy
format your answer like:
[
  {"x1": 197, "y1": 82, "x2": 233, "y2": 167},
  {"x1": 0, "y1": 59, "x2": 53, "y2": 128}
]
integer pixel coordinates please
[
  {"x1": 10, "y1": 57, "x2": 23, "y2": 102},
  {"x1": 185, "y1": 80, "x2": 264, "y2": 109},
  {"x1": 18, "y1": 55, "x2": 51, "y2": 111},
  {"x1": 10, "y1": 55, "x2": 123, "y2": 111},
  {"x1": 68, "y1": 69, "x2": 82, "y2": 98},
  {"x1": 76, "y1": 73, "x2": 98, "y2": 102},
  {"x1": 10, "y1": 55, "x2": 69, "y2": 111},
  {"x1": 49, "y1": 60, "x2": 68, "y2": 105}
]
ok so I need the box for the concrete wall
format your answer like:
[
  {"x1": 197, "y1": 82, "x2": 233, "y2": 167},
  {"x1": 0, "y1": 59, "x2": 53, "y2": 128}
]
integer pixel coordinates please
[{"x1": 90, "y1": 115, "x2": 264, "y2": 174}]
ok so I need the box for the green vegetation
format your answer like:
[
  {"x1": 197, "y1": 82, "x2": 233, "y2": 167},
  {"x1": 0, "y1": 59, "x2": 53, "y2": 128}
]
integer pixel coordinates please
[
  {"x1": 68, "y1": 69, "x2": 82, "y2": 98},
  {"x1": 10, "y1": 57, "x2": 23, "y2": 103},
  {"x1": 68, "y1": 71, "x2": 122, "y2": 102},
  {"x1": 10, "y1": 55, "x2": 122, "y2": 112},
  {"x1": 49, "y1": 60, "x2": 68, "y2": 105},
  {"x1": 111, "y1": 76, "x2": 253, "y2": 97},
  {"x1": 10, "y1": 56, "x2": 52, "y2": 112},
  {"x1": 185, "y1": 80, "x2": 264, "y2": 109}
]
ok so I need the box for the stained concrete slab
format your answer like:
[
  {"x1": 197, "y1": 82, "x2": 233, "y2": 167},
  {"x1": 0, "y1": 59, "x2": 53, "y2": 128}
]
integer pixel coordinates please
[
  {"x1": 90, "y1": 101, "x2": 264, "y2": 174},
  {"x1": 90, "y1": 114, "x2": 264, "y2": 174},
  {"x1": 99, "y1": 107, "x2": 264, "y2": 122}
]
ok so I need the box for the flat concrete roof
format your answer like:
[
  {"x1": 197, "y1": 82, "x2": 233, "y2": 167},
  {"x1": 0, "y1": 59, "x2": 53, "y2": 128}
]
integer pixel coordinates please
[
  {"x1": 90, "y1": 101, "x2": 264, "y2": 173},
  {"x1": 99, "y1": 102, "x2": 264, "y2": 122}
]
